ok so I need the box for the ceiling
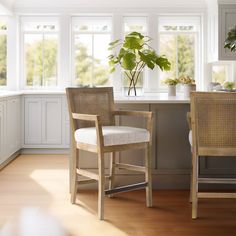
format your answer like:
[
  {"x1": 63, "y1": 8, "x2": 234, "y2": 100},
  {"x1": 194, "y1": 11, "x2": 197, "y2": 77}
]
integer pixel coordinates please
[{"x1": 2, "y1": 0, "x2": 210, "y2": 9}]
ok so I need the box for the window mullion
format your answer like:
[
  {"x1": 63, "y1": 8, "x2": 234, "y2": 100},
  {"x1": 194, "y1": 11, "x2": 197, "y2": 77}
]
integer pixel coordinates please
[
  {"x1": 42, "y1": 32, "x2": 45, "y2": 86},
  {"x1": 176, "y1": 35, "x2": 178, "y2": 78},
  {"x1": 91, "y1": 33, "x2": 94, "y2": 87}
]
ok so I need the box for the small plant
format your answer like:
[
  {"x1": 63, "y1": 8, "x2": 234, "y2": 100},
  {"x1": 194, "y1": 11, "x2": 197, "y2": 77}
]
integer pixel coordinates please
[
  {"x1": 108, "y1": 31, "x2": 171, "y2": 96},
  {"x1": 224, "y1": 25, "x2": 236, "y2": 52},
  {"x1": 162, "y1": 78, "x2": 179, "y2": 86},
  {"x1": 178, "y1": 76, "x2": 195, "y2": 85},
  {"x1": 223, "y1": 81, "x2": 235, "y2": 91}
]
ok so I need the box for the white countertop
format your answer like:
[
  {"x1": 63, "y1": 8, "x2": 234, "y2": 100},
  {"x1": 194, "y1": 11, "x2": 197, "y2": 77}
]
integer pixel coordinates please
[
  {"x1": 0, "y1": 91, "x2": 22, "y2": 98},
  {"x1": 114, "y1": 93, "x2": 189, "y2": 103},
  {"x1": 0, "y1": 90, "x2": 190, "y2": 104}
]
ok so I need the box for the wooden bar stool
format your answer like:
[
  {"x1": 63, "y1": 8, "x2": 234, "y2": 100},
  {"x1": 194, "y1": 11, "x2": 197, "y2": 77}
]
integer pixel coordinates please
[
  {"x1": 66, "y1": 87, "x2": 153, "y2": 220},
  {"x1": 189, "y1": 92, "x2": 236, "y2": 219}
]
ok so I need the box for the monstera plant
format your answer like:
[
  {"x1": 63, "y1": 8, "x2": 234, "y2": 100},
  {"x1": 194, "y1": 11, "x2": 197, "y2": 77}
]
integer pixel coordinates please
[
  {"x1": 224, "y1": 25, "x2": 236, "y2": 52},
  {"x1": 108, "y1": 32, "x2": 171, "y2": 96}
]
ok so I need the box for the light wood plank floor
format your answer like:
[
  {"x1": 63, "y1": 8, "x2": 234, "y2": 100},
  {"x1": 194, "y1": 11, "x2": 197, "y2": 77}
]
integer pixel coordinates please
[{"x1": 0, "y1": 155, "x2": 236, "y2": 236}]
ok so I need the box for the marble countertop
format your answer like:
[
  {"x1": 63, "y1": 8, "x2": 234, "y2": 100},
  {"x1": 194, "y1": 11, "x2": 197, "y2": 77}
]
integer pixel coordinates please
[
  {"x1": 114, "y1": 93, "x2": 189, "y2": 103},
  {"x1": 0, "y1": 90, "x2": 190, "y2": 104}
]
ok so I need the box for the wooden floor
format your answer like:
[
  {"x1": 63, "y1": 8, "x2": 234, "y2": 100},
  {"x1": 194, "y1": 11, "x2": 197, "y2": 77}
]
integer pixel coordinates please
[{"x1": 0, "y1": 155, "x2": 236, "y2": 236}]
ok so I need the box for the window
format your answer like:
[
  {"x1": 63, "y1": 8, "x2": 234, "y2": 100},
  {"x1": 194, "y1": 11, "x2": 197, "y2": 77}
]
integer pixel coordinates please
[
  {"x1": 72, "y1": 16, "x2": 112, "y2": 87},
  {"x1": 158, "y1": 17, "x2": 200, "y2": 87},
  {"x1": 21, "y1": 17, "x2": 59, "y2": 87},
  {"x1": 0, "y1": 19, "x2": 7, "y2": 86},
  {"x1": 211, "y1": 62, "x2": 233, "y2": 85},
  {"x1": 123, "y1": 16, "x2": 147, "y2": 34},
  {"x1": 123, "y1": 16, "x2": 148, "y2": 91}
]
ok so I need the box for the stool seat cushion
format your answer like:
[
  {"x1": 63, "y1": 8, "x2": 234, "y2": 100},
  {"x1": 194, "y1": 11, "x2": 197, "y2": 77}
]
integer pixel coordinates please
[
  {"x1": 189, "y1": 130, "x2": 192, "y2": 146},
  {"x1": 74, "y1": 126, "x2": 150, "y2": 146}
]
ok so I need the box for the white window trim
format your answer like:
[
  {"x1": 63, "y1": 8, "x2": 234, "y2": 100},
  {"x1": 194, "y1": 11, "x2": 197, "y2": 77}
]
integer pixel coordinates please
[
  {"x1": 121, "y1": 15, "x2": 149, "y2": 93},
  {"x1": 71, "y1": 15, "x2": 112, "y2": 87},
  {"x1": 19, "y1": 16, "x2": 61, "y2": 90},
  {"x1": 156, "y1": 14, "x2": 203, "y2": 92},
  {"x1": 0, "y1": 17, "x2": 8, "y2": 90},
  {"x1": 210, "y1": 61, "x2": 234, "y2": 83}
]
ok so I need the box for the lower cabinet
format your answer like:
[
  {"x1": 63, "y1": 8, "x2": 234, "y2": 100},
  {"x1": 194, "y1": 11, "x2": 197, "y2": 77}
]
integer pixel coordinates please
[
  {"x1": 0, "y1": 100, "x2": 6, "y2": 164},
  {"x1": 0, "y1": 96, "x2": 21, "y2": 166},
  {"x1": 6, "y1": 97, "x2": 21, "y2": 156},
  {"x1": 23, "y1": 95, "x2": 69, "y2": 148}
]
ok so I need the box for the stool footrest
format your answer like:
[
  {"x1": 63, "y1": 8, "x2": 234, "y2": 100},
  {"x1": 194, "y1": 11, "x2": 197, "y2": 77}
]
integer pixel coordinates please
[{"x1": 105, "y1": 182, "x2": 148, "y2": 195}]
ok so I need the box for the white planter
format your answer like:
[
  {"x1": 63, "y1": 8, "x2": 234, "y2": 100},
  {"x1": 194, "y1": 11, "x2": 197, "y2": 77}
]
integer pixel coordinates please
[
  {"x1": 183, "y1": 84, "x2": 196, "y2": 98},
  {"x1": 167, "y1": 85, "x2": 176, "y2": 96}
]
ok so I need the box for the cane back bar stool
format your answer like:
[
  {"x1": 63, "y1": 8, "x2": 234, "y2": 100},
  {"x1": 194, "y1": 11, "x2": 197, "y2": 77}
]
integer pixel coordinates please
[
  {"x1": 66, "y1": 87, "x2": 153, "y2": 220},
  {"x1": 189, "y1": 92, "x2": 236, "y2": 219}
]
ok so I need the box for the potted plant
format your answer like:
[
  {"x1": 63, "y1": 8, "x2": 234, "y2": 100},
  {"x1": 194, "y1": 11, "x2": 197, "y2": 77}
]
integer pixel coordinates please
[
  {"x1": 224, "y1": 25, "x2": 236, "y2": 52},
  {"x1": 162, "y1": 78, "x2": 179, "y2": 96},
  {"x1": 223, "y1": 81, "x2": 235, "y2": 91},
  {"x1": 178, "y1": 76, "x2": 196, "y2": 97},
  {"x1": 108, "y1": 31, "x2": 171, "y2": 96}
]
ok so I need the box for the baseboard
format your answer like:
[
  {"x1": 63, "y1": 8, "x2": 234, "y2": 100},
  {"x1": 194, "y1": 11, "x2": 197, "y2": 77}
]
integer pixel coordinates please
[
  {"x1": 0, "y1": 150, "x2": 21, "y2": 170},
  {"x1": 20, "y1": 148, "x2": 70, "y2": 155}
]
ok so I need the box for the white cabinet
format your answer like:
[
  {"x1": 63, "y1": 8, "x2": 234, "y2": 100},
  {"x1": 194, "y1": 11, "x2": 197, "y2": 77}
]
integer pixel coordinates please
[
  {"x1": 0, "y1": 100, "x2": 6, "y2": 163},
  {"x1": 24, "y1": 97, "x2": 42, "y2": 144},
  {"x1": 24, "y1": 96, "x2": 68, "y2": 148},
  {"x1": 219, "y1": 4, "x2": 236, "y2": 60},
  {"x1": 62, "y1": 97, "x2": 70, "y2": 146},
  {"x1": 42, "y1": 98, "x2": 62, "y2": 144},
  {"x1": 0, "y1": 96, "x2": 21, "y2": 166},
  {"x1": 6, "y1": 97, "x2": 21, "y2": 156}
]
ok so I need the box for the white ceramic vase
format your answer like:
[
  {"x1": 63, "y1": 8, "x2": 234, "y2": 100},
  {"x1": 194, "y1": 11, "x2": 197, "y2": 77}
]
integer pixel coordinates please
[
  {"x1": 168, "y1": 85, "x2": 176, "y2": 96},
  {"x1": 183, "y1": 84, "x2": 196, "y2": 98}
]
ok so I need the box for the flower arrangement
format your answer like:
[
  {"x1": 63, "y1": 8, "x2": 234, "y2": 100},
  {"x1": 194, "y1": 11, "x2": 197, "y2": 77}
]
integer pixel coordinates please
[
  {"x1": 223, "y1": 81, "x2": 235, "y2": 91},
  {"x1": 162, "y1": 78, "x2": 179, "y2": 86},
  {"x1": 178, "y1": 76, "x2": 195, "y2": 85}
]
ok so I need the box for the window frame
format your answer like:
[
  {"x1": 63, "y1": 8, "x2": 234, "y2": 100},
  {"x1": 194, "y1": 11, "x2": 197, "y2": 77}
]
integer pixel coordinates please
[
  {"x1": 157, "y1": 15, "x2": 202, "y2": 92},
  {"x1": 210, "y1": 61, "x2": 234, "y2": 84},
  {"x1": 20, "y1": 16, "x2": 60, "y2": 90},
  {"x1": 0, "y1": 17, "x2": 8, "y2": 89},
  {"x1": 121, "y1": 15, "x2": 149, "y2": 92},
  {"x1": 71, "y1": 15, "x2": 113, "y2": 87}
]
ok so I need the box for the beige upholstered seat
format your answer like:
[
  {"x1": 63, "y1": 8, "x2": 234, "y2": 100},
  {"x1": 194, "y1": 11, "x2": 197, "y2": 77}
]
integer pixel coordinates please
[
  {"x1": 189, "y1": 92, "x2": 236, "y2": 219},
  {"x1": 188, "y1": 130, "x2": 192, "y2": 146},
  {"x1": 66, "y1": 87, "x2": 153, "y2": 220},
  {"x1": 74, "y1": 126, "x2": 150, "y2": 146}
]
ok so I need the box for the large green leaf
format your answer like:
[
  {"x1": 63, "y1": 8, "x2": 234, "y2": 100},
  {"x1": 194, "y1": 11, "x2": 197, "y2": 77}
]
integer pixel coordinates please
[
  {"x1": 123, "y1": 36, "x2": 143, "y2": 50},
  {"x1": 224, "y1": 26, "x2": 236, "y2": 52},
  {"x1": 128, "y1": 31, "x2": 145, "y2": 39},
  {"x1": 139, "y1": 51, "x2": 155, "y2": 69},
  {"x1": 155, "y1": 56, "x2": 171, "y2": 71},
  {"x1": 118, "y1": 48, "x2": 127, "y2": 60},
  {"x1": 122, "y1": 52, "x2": 136, "y2": 70}
]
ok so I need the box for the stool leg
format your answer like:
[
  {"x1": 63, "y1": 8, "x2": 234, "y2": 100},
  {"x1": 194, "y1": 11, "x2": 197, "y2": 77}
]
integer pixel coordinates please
[
  {"x1": 189, "y1": 154, "x2": 193, "y2": 203},
  {"x1": 98, "y1": 151, "x2": 105, "y2": 220},
  {"x1": 71, "y1": 147, "x2": 78, "y2": 204},
  {"x1": 192, "y1": 153, "x2": 199, "y2": 219},
  {"x1": 145, "y1": 144, "x2": 152, "y2": 207},
  {"x1": 109, "y1": 152, "x2": 116, "y2": 198}
]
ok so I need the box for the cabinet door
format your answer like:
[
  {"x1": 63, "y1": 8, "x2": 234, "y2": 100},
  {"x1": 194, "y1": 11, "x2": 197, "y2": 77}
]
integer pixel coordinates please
[
  {"x1": 6, "y1": 97, "x2": 21, "y2": 156},
  {"x1": 62, "y1": 97, "x2": 70, "y2": 147},
  {"x1": 42, "y1": 98, "x2": 62, "y2": 144},
  {"x1": 24, "y1": 97, "x2": 42, "y2": 144},
  {"x1": 0, "y1": 101, "x2": 6, "y2": 163},
  {"x1": 219, "y1": 4, "x2": 236, "y2": 60}
]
